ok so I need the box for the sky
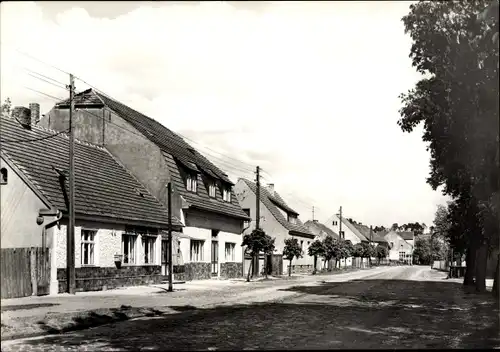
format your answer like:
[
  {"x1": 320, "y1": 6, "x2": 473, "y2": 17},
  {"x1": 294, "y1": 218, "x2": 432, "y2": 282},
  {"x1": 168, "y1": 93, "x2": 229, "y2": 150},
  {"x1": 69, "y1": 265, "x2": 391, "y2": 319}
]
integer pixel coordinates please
[{"x1": 0, "y1": 1, "x2": 450, "y2": 228}]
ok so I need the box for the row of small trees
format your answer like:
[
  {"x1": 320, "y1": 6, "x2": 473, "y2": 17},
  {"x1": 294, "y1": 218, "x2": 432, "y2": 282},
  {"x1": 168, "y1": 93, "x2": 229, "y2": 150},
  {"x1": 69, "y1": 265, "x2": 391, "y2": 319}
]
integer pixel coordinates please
[{"x1": 242, "y1": 228, "x2": 390, "y2": 281}]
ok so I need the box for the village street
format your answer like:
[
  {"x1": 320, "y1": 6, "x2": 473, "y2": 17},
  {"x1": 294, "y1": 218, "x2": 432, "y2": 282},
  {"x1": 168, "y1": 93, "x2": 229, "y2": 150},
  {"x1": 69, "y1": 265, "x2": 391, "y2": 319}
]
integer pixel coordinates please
[{"x1": 2, "y1": 266, "x2": 498, "y2": 351}]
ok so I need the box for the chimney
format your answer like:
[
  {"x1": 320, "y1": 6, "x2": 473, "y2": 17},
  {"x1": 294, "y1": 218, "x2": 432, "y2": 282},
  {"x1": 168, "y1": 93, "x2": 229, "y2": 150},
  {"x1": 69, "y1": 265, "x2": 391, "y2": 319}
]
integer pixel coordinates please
[
  {"x1": 313, "y1": 219, "x2": 318, "y2": 223},
  {"x1": 12, "y1": 106, "x2": 32, "y2": 129},
  {"x1": 29, "y1": 103, "x2": 40, "y2": 124},
  {"x1": 267, "y1": 183, "x2": 275, "y2": 195}
]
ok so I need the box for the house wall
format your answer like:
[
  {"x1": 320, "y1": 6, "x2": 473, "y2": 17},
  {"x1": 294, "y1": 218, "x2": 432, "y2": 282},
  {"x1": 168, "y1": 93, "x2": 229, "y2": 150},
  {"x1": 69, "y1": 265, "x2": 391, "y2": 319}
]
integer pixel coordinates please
[
  {"x1": 0, "y1": 158, "x2": 51, "y2": 248},
  {"x1": 41, "y1": 107, "x2": 183, "y2": 221},
  {"x1": 55, "y1": 219, "x2": 164, "y2": 293},
  {"x1": 384, "y1": 231, "x2": 413, "y2": 261},
  {"x1": 326, "y1": 215, "x2": 363, "y2": 245},
  {"x1": 235, "y1": 181, "x2": 289, "y2": 254}
]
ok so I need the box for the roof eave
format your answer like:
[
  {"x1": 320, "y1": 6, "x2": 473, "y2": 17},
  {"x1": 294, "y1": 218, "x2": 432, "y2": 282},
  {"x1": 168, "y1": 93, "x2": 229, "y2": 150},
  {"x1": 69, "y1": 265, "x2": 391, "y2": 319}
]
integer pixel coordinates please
[
  {"x1": 66, "y1": 212, "x2": 184, "y2": 231},
  {"x1": 289, "y1": 230, "x2": 315, "y2": 239},
  {"x1": 188, "y1": 204, "x2": 250, "y2": 221}
]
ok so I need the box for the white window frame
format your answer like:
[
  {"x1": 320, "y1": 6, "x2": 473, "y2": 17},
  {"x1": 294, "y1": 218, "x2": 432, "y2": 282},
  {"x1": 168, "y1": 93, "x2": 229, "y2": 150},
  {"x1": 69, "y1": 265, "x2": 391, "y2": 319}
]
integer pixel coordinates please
[
  {"x1": 222, "y1": 187, "x2": 232, "y2": 202},
  {"x1": 190, "y1": 240, "x2": 204, "y2": 262},
  {"x1": 142, "y1": 235, "x2": 156, "y2": 265},
  {"x1": 225, "y1": 242, "x2": 236, "y2": 262},
  {"x1": 122, "y1": 233, "x2": 137, "y2": 264},
  {"x1": 288, "y1": 215, "x2": 297, "y2": 224},
  {"x1": 209, "y1": 180, "x2": 216, "y2": 198},
  {"x1": 81, "y1": 229, "x2": 96, "y2": 266},
  {"x1": 186, "y1": 173, "x2": 198, "y2": 193}
]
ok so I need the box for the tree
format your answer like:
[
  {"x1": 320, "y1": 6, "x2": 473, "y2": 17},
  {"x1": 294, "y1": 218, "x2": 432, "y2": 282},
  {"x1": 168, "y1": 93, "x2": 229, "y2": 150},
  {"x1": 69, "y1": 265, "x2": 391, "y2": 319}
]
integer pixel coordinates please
[
  {"x1": 413, "y1": 237, "x2": 432, "y2": 265},
  {"x1": 375, "y1": 245, "x2": 389, "y2": 265},
  {"x1": 308, "y1": 240, "x2": 325, "y2": 275},
  {"x1": 373, "y1": 225, "x2": 386, "y2": 232},
  {"x1": 283, "y1": 238, "x2": 303, "y2": 277},
  {"x1": 398, "y1": 0, "x2": 499, "y2": 293},
  {"x1": 242, "y1": 229, "x2": 273, "y2": 282},
  {"x1": 1, "y1": 97, "x2": 12, "y2": 116},
  {"x1": 262, "y1": 236, "x2": 276, "y2": 279},
  {"x1": 391, "y1": 223, "x2": 399, "y2": 231},
  {"x1": 322, "y1": 235, "x2": 337, "y2": 270},
  {"x1": 341, "y1": 240, "x2": 354, "y2": 268}
]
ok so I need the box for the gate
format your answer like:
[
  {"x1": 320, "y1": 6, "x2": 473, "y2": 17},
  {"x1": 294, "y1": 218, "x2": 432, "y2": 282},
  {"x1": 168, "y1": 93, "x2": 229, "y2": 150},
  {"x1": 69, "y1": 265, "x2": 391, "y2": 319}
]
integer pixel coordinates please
[{"x1": 1, "y1": 247, "x2": 50, "y2": 299}]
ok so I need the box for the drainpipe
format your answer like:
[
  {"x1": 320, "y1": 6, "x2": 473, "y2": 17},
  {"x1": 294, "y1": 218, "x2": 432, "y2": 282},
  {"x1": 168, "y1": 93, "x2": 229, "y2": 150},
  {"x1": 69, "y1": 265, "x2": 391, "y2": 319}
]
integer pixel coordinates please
[{"x1": 38, "y1": 209, "x2": 62, "y2": 295}]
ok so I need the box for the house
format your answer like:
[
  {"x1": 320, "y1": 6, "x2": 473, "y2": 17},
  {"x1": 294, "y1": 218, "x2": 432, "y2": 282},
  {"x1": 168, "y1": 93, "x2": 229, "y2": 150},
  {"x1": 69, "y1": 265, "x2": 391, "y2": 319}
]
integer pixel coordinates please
[
  {"x1": 323, "y1": 214, "x2": 369, "y2": 245},
  {"x1": 234, "y1": 180, "x2": 315, "y2": 275},
  {"x1": 304, "y1": 220, "x2": 340, "y2": 271},
  {"x1": 383, "y1": 230, "x2": 413, "y2": 264},
  {"x1": 398, "y1": 231, "x2": 415, "y2": 247},
  {"x1": 40, "y1": 89, "x2": 250, "y2": 281},
  {"x1": 1, "y1": 110, "x2": 183, "y2": 297},
  {"x1": 352, "y1": 223, "x2": 389, "y2": 248}
]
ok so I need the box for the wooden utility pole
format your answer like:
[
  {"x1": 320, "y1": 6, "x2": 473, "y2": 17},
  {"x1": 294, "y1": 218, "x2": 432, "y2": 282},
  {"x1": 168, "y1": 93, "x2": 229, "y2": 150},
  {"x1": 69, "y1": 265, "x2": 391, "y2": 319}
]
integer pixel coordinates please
[
  {"x1": 255, "y1": 166, "x2": 260, "y2": 230},
  {"x1": 67, "y1": 74, "x2": 76, "y2": 294},
  {"x1": 254, "y1": 166, "x2": 260, "y2": 277},
  {"x1": 338, "y1": 206, "x2": 343, "y2": 239},
  {"x1": 167, "y1": 182, "x2": 173, "y2": 292},
  {"x1": 312, "y1": 206, "x2": 315, "y2": 221}
]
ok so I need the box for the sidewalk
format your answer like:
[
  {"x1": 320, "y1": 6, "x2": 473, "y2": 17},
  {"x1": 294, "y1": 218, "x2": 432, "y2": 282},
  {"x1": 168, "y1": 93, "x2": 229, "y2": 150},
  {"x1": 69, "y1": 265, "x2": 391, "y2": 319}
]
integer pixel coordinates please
[{"x1": 1, "y1": 266, "x2": 390, "y2": 341}]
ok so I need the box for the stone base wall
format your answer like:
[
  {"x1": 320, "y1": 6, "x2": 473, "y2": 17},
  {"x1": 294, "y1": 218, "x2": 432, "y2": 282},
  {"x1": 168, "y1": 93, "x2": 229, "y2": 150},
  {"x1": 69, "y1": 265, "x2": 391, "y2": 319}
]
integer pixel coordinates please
[
  {"x1": 57, "y1": 266, "x2": 162, "y2": 293},
  {"x1": 220, "y1": 262, "x2": 243, "y2": 279},
  {"x1": 174, "y1": 262, "x2": 210, "y2": 281},
  {"x1": 290, "y1": 264, "x2": 314, "y2": 274}
]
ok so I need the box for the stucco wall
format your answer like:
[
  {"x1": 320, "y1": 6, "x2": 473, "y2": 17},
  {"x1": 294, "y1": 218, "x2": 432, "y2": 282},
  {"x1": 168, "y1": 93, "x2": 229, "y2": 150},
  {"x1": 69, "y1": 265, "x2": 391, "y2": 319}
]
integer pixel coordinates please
[
  {"x1": 384, "y1": 231, "x2": 413, "y2": 261},
  {"x1": 0, "y1": 158, "x2": 51, "y2": 248},
  {"x1": 325, "y1": 215, "x2": 362, "y2": 245},
  {"x1": 56, "y1": 220, "x2": 162, "y2": 269},
  {"x1": 185, "y1": 208, "x2": 243, "y2": 235}
]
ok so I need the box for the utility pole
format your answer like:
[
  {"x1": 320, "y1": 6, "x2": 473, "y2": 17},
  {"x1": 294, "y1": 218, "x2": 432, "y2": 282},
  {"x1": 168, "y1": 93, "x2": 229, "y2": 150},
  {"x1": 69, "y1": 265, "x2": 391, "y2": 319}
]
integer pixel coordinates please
[
  {"x1": 255, "y1": 166, "x2": 260, "y2": 230},
  {"x1": 339, "y1": 206, "x2": 343, "y2": 239},
  {"x1": 167, "y1": 182, "x2": 173, "y2": 292},
  {"x1": 67, "y1": 74, "x2": 76, "y2": 294},
  {"x1": 312, "y1": 206, "x2": 315, "y2": 221},
  {"x1": 254, "y1": 166, "x2": 260, "y2": 277}
]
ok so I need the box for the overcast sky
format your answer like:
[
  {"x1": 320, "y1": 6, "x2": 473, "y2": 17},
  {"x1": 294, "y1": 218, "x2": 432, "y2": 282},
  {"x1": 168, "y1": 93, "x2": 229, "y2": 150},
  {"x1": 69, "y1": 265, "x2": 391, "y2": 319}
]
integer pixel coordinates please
[{"x1": 0, "y1": 1, "x2": 449, "y2": 227}]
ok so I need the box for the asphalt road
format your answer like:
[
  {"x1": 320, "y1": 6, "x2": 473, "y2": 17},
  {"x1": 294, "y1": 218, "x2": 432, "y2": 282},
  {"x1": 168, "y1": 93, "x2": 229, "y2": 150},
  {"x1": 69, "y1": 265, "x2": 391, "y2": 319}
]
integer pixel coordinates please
[{"x1": 2, "y1": 266, "x2": 499, "y2": 351}]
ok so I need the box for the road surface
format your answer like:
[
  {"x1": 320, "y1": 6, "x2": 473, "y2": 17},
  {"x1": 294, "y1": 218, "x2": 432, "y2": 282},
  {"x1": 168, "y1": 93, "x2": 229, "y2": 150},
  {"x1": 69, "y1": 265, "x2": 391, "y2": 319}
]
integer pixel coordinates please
[{"x1": 2, "y1": 266, "x2": 499, "y2": 351}]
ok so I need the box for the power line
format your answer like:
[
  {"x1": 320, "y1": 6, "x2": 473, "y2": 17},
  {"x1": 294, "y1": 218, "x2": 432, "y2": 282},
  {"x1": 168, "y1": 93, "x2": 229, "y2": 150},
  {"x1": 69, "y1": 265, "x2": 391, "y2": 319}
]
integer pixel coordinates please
[
  {"x1": 26, "y1": 71, "x2": 68, "y2": 91},
  {"x1": 23, "y1": 68, "x2": 67, "y2": 87},
  {"x1": 25, "y1": 86, "x2": 66, "y2": 101}
]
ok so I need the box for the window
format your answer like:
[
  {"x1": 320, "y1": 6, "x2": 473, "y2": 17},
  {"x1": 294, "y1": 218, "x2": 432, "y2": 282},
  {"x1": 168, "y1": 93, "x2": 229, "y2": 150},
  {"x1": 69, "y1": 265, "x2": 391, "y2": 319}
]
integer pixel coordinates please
[
  {"x1": 225, "y1": 242, "x2": 236, "y2": 262},
  {"x1": 222, "y1": 187, "x2": 232, "y2": 202},
  {"x1": 208, "y1": 180, "x2": 216, "y2": 198},
  {"x1": 300, "y1": 240, "x2": 304, "y2": 251},
  {"x1": 122, "y1": 234, "x2": 137, "y2": 264},
  {"x1": 243, "y1": 208, "x2": 251, "y2": 228},
  {"x1": 186, "y1": 173, "x2": 198, "y2": 193},
  {"x1": 332, "y1": 220, "x2": 338, "y2": 226},
  {"x1": 81, "y1": 230, "x2": 96, "y2": 265},
  {"x1": 190, "y1": 240, "x2": 204, "y2": 262},
  {"x1": 212, "y1": 229, "x2": 219, "y2": 238},
  {"x1": 142, "y1": 236, "x2": 156, "y2": 264},
  {"x1": 339, "y1": 231, "x2": 345, "y2": 239},
  {"x1": 0, "y1": 167, "x2": 7, "y2": 185},
  {"x1": 288, "y1": 215, "x2": 297, "y2": 224}
]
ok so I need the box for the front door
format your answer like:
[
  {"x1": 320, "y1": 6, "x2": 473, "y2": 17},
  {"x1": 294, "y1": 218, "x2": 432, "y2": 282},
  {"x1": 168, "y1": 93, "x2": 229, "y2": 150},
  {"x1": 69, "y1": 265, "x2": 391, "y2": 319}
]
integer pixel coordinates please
[
  {"x1": 161, "y1": 240, "x2": 169, "y2": 276},
  {"x1": 211, "y1": 240, "x2": 218, "y2": 276}
]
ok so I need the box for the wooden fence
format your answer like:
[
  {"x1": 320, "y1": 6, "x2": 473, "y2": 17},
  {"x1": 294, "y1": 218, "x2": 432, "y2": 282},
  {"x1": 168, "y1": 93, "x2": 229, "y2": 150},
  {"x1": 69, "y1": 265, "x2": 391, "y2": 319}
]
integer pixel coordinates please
[{"x1": 1, "y1": 247, "x2": 50, "y2": 299}]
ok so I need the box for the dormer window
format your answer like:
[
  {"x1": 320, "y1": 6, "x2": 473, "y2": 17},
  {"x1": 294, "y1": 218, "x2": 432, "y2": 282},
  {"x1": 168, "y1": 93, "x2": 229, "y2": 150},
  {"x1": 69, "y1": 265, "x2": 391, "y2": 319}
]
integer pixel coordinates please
[
  {"x1": 208, "y1": 180, "x2": 216, "y2": 198},
  {"x1": 222, "y1": 186, "x2": 232, "y2": 202},
  {"x1": 186, "y1": 173, "x2": 197, "y2": 193},
  {"x1": 288, "y1": 214, "x2": 297, "y2": 224}
]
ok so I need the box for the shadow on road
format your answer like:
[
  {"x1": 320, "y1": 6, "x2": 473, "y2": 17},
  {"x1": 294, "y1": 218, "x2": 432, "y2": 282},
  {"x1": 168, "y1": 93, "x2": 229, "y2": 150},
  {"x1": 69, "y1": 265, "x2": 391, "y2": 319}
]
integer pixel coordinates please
[
  {"x1": 9, "y1": 279, "x2": 500, "y2": 351},
  {"x1": 1, "y1": 303, "x2": 60, "y2": 312}
]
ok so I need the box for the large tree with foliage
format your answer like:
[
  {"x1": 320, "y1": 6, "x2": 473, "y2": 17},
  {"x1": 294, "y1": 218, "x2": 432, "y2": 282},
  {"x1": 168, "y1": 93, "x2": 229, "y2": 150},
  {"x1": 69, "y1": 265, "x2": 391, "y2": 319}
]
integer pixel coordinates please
[
  {"x1": 1, "y1": 97, "x2": 12, "y2": 116},
  {"x1": 398, "y1": 0, "x2": 499, "y2": 293},
  {"x1": 283, "y1": 238, "x2": 303, "y2": 277},
  {"x1": 308, "y1": 240, "x2": 325, "y2": 275},
  {"x1": 375, "y1": 245, "x2": 389, "y2": 265},
  {"x1": 242, "y1": 229, "x2": 274, "y2": 282}
]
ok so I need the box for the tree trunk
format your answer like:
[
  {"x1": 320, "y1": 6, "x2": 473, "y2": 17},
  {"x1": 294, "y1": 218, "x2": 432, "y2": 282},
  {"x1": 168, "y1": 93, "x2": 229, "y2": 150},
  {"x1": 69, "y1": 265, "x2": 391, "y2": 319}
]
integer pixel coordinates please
[
  {"x1": 313, "y1": 255, "x2": 317, "y2": 275},
  {"x1": 344, "y1": 258, "x2": 347, "y2": 269},
  {"x1": 247, "y1": 256, "x2": 253, "y2": 282},
  {"x1": 288, "y1": 259, "x2": 292, "y2": 277},
  {"x1": 475, "y1": 242, "x2": 489, "y2": 293},
  {"x1": 264, "y1": 255, "x2": 268, "y2": 279},
  {"x1": 333, "y1": 258, "x2": 337, "y2": 270},
  {"x1": 464, "y1": 245, "x2": 476, "y2": 286}
]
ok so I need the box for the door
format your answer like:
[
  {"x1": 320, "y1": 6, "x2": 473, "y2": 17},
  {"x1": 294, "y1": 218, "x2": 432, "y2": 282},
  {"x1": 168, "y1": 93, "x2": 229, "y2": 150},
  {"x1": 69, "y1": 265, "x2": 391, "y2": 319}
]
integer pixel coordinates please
[
  {"x1": 211, "y1": 241, "x2": 218, "y2": 276},
  {"x1": 161, "y1": 240, "x2": 169, "y2": 276}
]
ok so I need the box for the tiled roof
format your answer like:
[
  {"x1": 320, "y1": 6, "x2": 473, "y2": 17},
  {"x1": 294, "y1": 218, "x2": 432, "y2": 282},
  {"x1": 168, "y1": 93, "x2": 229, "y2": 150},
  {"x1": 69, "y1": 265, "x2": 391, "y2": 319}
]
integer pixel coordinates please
[
  {"x1": 163, "y1": 153, "x2": 249, "y2": 220},
  {"x1": 398, "y1": 231, "x2": 415, "y2": 240},
  {"x1": 240, "y1": 178, "x2": 314, "y2": 238},
  {"x1": 304, "y1": 220, "x2": 339, "y2": 240},
  {"x1": 0, "y1": 115, "x2": 183, "y2": 228},
  {"x1": 352, "y1": 223, "x2": 388, "y2": 243},
  {"x1": 56, "y1": 89, "x2": 248, "y2": 220},
  {"x1": 340, "y1": 218, "x2": 369, "y2": 242}
]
